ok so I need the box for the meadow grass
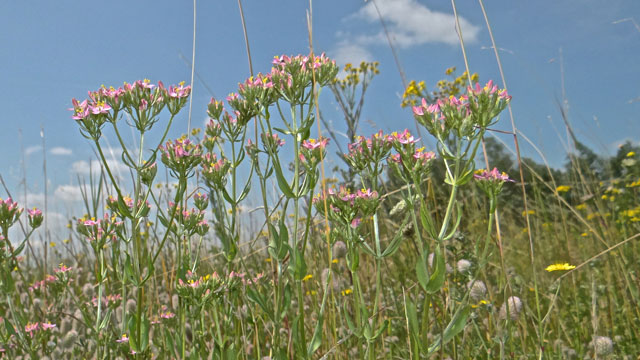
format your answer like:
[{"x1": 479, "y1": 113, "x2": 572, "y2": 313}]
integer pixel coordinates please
[{"x1": 0, "y1": 1, "x2": 638, "y2": 359}]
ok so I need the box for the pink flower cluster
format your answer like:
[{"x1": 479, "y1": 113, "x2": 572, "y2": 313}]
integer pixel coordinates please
[
  {"x1": 25, "y1": 322, "x2": 56, "y2": 336},
  {"x1": 28, "y1": 274, "x2": 57, "y2": 292},
  {"x1": 300, "y1": 137, "x2": 329, "y2": 168},
  {"x1": 160, "y1": 136, "x2": 203, "y2": 175},
  {"x1": 76, "y1": 213, "x2": 121, "y2": 245},
  {"x1": 90, "y1": 294, "x2": 122, "y2": 307},
  {"x1": 473, "y1": 168, "x2": 515, "y2": 183},
  {"x1": 314, "y1": 186, "x2": 380, "y2": 229},
  {"x1": 228, "y1": 271, "x2": 265, "y2": 286},
  {"x1": 0, "y1": 197, "x2": 23, "y2": 229},
  {"x1": 261, "y1": 132, "x2": 286, "y2": 153},
  {"x1": 411, "y1": 80, "x2": 511, "y2": 137}
]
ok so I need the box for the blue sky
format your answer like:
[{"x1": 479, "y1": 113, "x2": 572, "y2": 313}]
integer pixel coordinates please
[{"x1": 1, "y1": 0, "x2": 639, "y2": 232}]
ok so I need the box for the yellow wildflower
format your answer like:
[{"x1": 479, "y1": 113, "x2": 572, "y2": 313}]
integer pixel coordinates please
[
  {"x1": 302, "y1": 274, "x2": 313, "y2": 282},
  {"x1": 522, "y1": 209, "x2": 535, "y2": 216},
  {"x1": 627, "y1": 151, "x2": 635, "y2": 157},
  {"x1": 556, "y1": 185, "x2": 571, "y2": 193},
  {"x1": 576, "y1": 204, "x2": 587, "y2": 210},
  {"x1": 545, "y1": 263, "x2": 576, "y2": 272},
  {"x1": 341, "y1": 289, "x2": 353, "y2": 296}
]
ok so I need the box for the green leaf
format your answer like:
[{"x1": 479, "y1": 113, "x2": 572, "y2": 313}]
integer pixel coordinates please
[
  {"x1": 381, "y1": 214, "x2": 411, "y2": 258},
  {"x1": 416, "y1": 253, "x2": 430, "y2": 292},
  {"x1": 427, "y1": 305, "x2": 470, "y2": 354},
  {"x1": 419, "y1": 199, "x2": 437, "y2": 239},
  {"x1": 372, "y1": 319, "x2": 389, "y2": 340},
  {"x1": 273, "y1": 160, "x2": 295, "y2": 198},
  {"x1": 425, "y1": 247, "x2": 446, "y2": 294},
  {"x1": 98, "y1": 309, "x2": 112, "y2": 331},
  {"x1": 307, "y1": 313, "x2": 323, "y2": 357},
  {"x1": 343, "y1": 302, "x2": 360, "y2": 337},
  {"x1": 124, "y1": 255, "x2": 138, "y2": 286},
  {"x1": 4, "y1": 319, "x2": 16, "y2": 337},
  {"x1": 117, "y1": 194, "x2": 132, "y2": 219},
  {"x1": 247, "y1": 288, "x2": 273, "y2": 322},
  {"x1": 128, "y1": 316, "x2": 139, "y2": 353},
  {"x1": 164, "y1": 328, "x2": 176, "y2": 358},
  {"x1": 405, "y1": 298, "x2": 420, "y2": 344},
  {"x1": 292, "y1": 247, "x2": 307, "y2": 281},
  {"x1": 12, "y1": 239, "x2": 27, "y2": 257},
  {"x1": 281, "y1": 283, "x2": 292, "y2": 321},
  {"x1": 140, "y1": 312, "x2": 151, "y2": 351},
  {"x1": 237, "y1": 177, "x2": 252, "y2": 203}
]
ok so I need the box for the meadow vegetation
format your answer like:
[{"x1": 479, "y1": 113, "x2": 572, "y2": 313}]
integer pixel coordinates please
[{"x1": 1, "y1": 8, "x2": 639, "y2": 360}]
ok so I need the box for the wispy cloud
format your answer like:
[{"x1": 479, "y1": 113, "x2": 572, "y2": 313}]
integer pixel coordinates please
[
  {"x1": 331, "y1": 42, "x2": 375, "y2": 67},
  {"x1": 330, "y1": 0, "x2": 480, "y2": 65},
  {"x1": 50, "y1": 147, "x2": 73, "y2": 156},
  {"x1": 54, "y1": 185, "x2": 85, "y2": 203},
  {"x1": 351, "y1": 0, "x2": 479, "y2": 47},
  {"x1": 71, "y1": 159, "x2": 130, "y2": 180},
  {"x1": 25, "y1": 145, "x2": 41, "y2": 156}
]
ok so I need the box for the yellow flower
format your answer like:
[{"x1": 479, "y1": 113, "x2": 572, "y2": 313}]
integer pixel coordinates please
[
  {"x1": 556, "y1": 185, "x2": 571, "y2": 193},
  {"x1": 545, "y1": 263, "x2": 576, "y2": 272},
  {"x1": 332, "y1": 259, "x2": 338, "y2": 264},
  {"x1": 341, "y1": 289, "x2": 353, "y2": 296},
  {"x1": 576, "y1": 204, "x2": 587, "y2": 210},
  {"x1": 522, "y1": 209, "x2": 535, "y2": 216},
  {"x1": 627, "y1": 151, "x2": 635, "y2": 157},
  {"x1": 580, "y1": 232, "x2": 588, "y2": 237},
  {"x1": 626, "y1": 179, "x2": 640, "y2": 188},
  {"x1": 302, "y1": 274, "x2": 313, "y2": 282},
  {"x1": 265, "y1": 258, "x2": 272, "y2": 263},
  {"x1": 306, "y1": 290, "x2": 317, "y2": 296},
  {"x1": 49, "y1": 242, "x2": 56, "y2": 247},
  {"x1": 471, "y1": 300, "x2": 489, "y2": 308}
]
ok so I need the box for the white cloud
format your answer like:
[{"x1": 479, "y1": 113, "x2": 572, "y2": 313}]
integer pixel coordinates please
[
  {"x1": 25, "y1": 145, "x2": 41, "y2": 156},
  {"x1": 331, "y1": 42, "x2": 375, "y2": 67},
  {"x1": 335, "y1": 0, "x2": 480, "y2": 58},
  {"x1": 50, "y1": 147, "x2": 73, "y2": 156},
  {"x1": 71, "y1": 158, "x2": 130, "y2": 180},
  {"x1": 54, "y1": 185, "x2": 85, "y2": 203}
]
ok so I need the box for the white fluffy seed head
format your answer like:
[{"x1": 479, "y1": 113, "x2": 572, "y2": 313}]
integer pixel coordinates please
[
  {"x1": 593, "y1": 336, "x2": 613, "y2": 356},
  {"x1": 499, "y1": 296, "x2": 523, "y2": 320},
  {"x1": 457, "y1": 259, "x2": 472, "y2": 273},
  {"x1": 467, "y1": 280, "x2": 487, "y2": 302},
  {"x1": 62, "y1": 330, "x2": 78, "y2": 350},
  {"x1": 332, "y1": 241, "x2": 347, "y2": 259}
]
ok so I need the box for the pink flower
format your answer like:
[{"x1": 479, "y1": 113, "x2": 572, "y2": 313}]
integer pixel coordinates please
[
  {"x1": 25, "y1": 323, "x2": 39, "y2": 335},
  {"x1": 70, "y1": 98, "x2": 90, "y2": 120},
  {"x1": 139, "y1": 98, "x2": 148, "y2": 110},
  {"x1": 27, "y1": 208, "x2": 41, "y2": 217},
  {"x1": 89, "y1": 101, "x2": 112, "y2": 115},
  {"x1": 116, "y1": 334, "x2": 129, "y2": 343},
  {"x1": 41, "y1": 322, "x2": 56, "y2": 330},
  {"x1": 54, "y1": 263, "x2": 72, "y2": 273},
  {"x1": 168, "y1": 83, "x2": 191, "y2": 98},
  {"x1": 301, "y1": 137, "x2": 329, "y2": 151},
  {"x1": 160, "y1": 311, "x2": 175, "y2": 319},
  {"x1": 473, "y1": 168, "x2": 514, "y2": 182}
]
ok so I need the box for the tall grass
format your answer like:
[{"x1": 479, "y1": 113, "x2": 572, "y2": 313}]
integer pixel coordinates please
[{"x1": 0, "y1": 2, "x2": 638, "y2": 360}]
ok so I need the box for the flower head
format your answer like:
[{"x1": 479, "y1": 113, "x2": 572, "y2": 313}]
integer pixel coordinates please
[{"x1": 545, "y1": 263, "x2": 576, "y2": 272}]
